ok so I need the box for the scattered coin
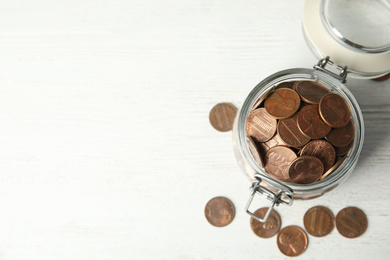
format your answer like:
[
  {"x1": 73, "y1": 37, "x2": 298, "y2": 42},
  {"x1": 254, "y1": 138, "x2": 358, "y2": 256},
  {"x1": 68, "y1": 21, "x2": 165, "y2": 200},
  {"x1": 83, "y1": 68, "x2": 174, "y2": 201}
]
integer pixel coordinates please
[
  {"x1": 247, "y1": 136, "x2": 265, "y2": 167},
  {"x1": 246, "y1": 108, "x2": 277, "y2": 142},
  {"x1": 300, "y1": 140, "x2": 336, "y2": 173},
  {"x1": 278, "y1": 113, "x2": 310, "y2": 148},
  {"x1": 204, "y1": 197, "x2": 235, "y2": 227},
  {"x1": 371, "y1": 73, "x2": 390, "y2": 81},
  {"x1": 295, "y1": 81, "x2": 329, "y2": 104},
  {"x1": 319, "y1": 94, "x2": 351, "y2": 128},
  {"x1": 320, "y1": 156, "x2": 347, "y2": 180},
  {"x1": 277, "y1": 226, "x2": 308, "y2": 257},
  {"x1": 326, "y1": 120, "x2": 355, "y2": 147},
  {"x1": 250, "y1": 207, "x2": 281, "y2": 238},
  {"x1": 297, "y1": 104, "x2": 331, "y2": 139},
  {"x1": 336, "y1": 207, "x2": 368, "y2": 238},
  {"x1": 335, "y1": 142, "x2": 353, "y2": 156},
  {"x1": 289, "y1": 156, "x2": 324, "y2": 184},
  {"x1": 264, "y1": 88, "x2": 301, "y2": 119},
  {"x1": 304, "y1": 206, "x2": 335, "y2": 237},
  {"x1": 209, "y1": 103, "x2": 237, "y2": 132},
  {"x1": 265, "y1": 146, "x2": 297, "y2": 182}
]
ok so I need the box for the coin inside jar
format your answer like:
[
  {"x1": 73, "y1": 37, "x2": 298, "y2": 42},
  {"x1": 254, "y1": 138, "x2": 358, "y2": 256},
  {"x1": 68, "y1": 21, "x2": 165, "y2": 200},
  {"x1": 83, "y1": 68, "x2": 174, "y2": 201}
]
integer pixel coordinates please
[
  {"x1": 288, "y1": 156, "x2": 324, "y2": 184},
  {"x1": 326, "y1": 120, "x2": 355, "y2": 147},
  {"x1": 209, "y1": 103, "x2": 238, "y2": 132},
  {"x1": 335, "y1": 142, "x2": 353, "y2": 156},
  {"x1": 297, "y1": 104, "x2": 331, "y2": 139},
  {"x1": 336, "y1": 207, "x2": 368, "y2": 238},
  {"x1": 265, "y1": 146, "x2": 297, "y2": 182},
  {"x1": 246, "y1": 108, "x2": 277, "y2": 142},
  {"x1": 319, "y1": 94, "x2": 351, "y2": 128},
  {"x1": 304, "y1": 206, "x2": 335, "y2": 237},
  {"x1": 264, "y1": 88, "x2": 300, "y2": 119},
  {"x1": 204, "y1": 197, "x2": 235, "y2": 227},
  {"x1": 295, "y1": 81, "x2": 329, "y2": 104},
  {"x1": 250, "y1": 207, "x2": 281, "y2": 238},
  {"x1": 277, "y1": 226, "x2": 308, "y2": 257},
  {"x1": 247, "y1": 136, "x2": 265, "y2": 167},
  {"x1": 320, "y1": 156, "x2": 347, "y2": 180},
  {"x1": 277, "y1": 113, "x2": 310, "y2": 148},
  {"x1": 300, "y1": 140, "x2": 336, "y2": 173}
]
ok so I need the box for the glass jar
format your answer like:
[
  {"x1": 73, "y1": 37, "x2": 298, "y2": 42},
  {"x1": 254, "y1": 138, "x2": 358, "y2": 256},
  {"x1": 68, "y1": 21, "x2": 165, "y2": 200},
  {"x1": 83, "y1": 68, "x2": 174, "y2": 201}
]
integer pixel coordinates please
[{"x1": 232, "y1": 0, "x2": 390, "y2": 222}]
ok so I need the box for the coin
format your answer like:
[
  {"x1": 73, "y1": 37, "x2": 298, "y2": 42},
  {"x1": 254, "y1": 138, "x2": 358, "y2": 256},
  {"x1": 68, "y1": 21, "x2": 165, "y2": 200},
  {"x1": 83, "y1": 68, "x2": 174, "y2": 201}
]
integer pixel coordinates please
[
  {"x1": 277, "y1": 226, "x2": 308, "y2": 257},
  {"x1": 297, "y1": 104, "x2": 331, "y2": 139},
  {"x1": 265, "y1": 146, "x2": 297, "y2": 182},
  {"x1": 264, "y1": 88, "x2": 301, "y2": 119},
  {"x1": 300, "y1": 140, "x2": 336, "y2": 173},
  {"x1": 326, "y1": 120, "x2": 355, "y2": 147},
  {"x1": 209, "y1": 103, "x2": 237, "y2": 132},
  {"x1": 295, "y1": 81, "x2": 329, "y2": 104},
  {"x1": 335, "y1": 142, "x2": 353, "y2": 156},
  {"x1": 319, "y1": 94, "x2": 351, "y2": 128},
  {"x1": 278, "y1": 113, "x2": 310, "y2": 148},
  {"x1": 204, "y1": 197, "x2": 235, "y2": 227},
  {"x1": 275, "y1": 81, "x2": 295, "y2": 89},
  {"x1": 247, "y1": 136, "x2": 265, "y2": 167},
  {"x1": 320, "y1": 156, "x2": 346, "y2": 180},
  {"x1": 246, "y1": 108, "x2": 277, "y2": 142},
  {"x1": 336, "y1": 207, "x2": 367, "y2": 238},
  {"x1": 289, "y1": 156, "x2": 324, "y2": 184},
  {"x1": 371, "y1": 73, "x2": 390, "y2": 81},
  {"x1": 250, "y1": 207, "x2": 281, "y2": 238},
  {"x1": 304, "y1": 206, "x2": 334, "y2": 237}
]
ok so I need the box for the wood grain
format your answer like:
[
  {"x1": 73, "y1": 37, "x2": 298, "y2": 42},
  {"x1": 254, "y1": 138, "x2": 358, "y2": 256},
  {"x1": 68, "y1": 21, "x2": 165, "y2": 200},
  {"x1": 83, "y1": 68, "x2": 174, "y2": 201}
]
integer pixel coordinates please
[{"x1": 0, "y1": 0, "x2": 388, "y2": 259}]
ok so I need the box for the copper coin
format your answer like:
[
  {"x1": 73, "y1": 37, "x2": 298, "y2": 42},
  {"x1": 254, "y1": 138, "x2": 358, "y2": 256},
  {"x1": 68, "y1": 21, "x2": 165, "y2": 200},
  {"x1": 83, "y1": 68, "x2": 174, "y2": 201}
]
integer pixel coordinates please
[
  {"x1": 275, "y1": 81, "x2": 295, "y2": 89},
  {"x1": 250, "y1": 207, "x2": 281, "y2": 238},
  {"x1": 246, "y1": 108, "x2": 277, "y2": 142},
  {"x1": 265, "y1": 146, "x2": 297, "y2": 182},
  {"x1": 336, "y1": 207, "x2": 368, "y2": 238},
  {"x1": 319, "y1": 94, "x2": 351, "y2": 128},
  {"x1": 295, "y1": 81, "x2": 330, "y2": 104},
  {"x1": 300, "y1": 140, "x2": 336, "y2": 172},
  {"x1": 371, "y1": 73, "x2": 390, "y2": 81},
  {"x1": 256, "y1": 133, "x2": 288, "y2": 159},
  {"x1": 204, "y1": 197, "x2": 235, "y2": 227},
  {"x1": 326, "y1": 120, "x2": 355, "y2": 147},
  {"x1": 209, "y1": 103, "x2": 237, "y2": 132},
  {"x1": 251, "y1": 96, "x2": 265, "y2": 111},
  {"x1": 304, "y1": 206, "x2": 335, "y2": 237},
  {"x1": 297, "y1": 105, "x2": 331, "y2": 139},
  {"x1": 289, "y1": 156, "x2": 324, "y2": 184},
  {"x1": 278, "y1": 113, "x2": 310, "y2": 148},
  {"x1": 335, "y1": 142, "x2": 353, "y2": 156},
  {"x1": 264, "y1": 88, "x2": 300, "y2": 119},
  {"x1": 277, "y1": 226, "x2": 308, "y2": 257},
  {"x1": 320, "y1": 156, "x2": 346, "y2": 180},
  {"x1": 247, "y1": 136, "x2": 264, "y2": 167}
]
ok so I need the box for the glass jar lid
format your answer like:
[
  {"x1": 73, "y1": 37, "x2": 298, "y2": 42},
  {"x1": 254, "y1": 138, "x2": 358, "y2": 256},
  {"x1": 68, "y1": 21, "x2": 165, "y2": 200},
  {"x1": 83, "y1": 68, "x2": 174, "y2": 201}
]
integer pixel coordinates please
[{"x1": 303, "y1": 0, "x2": 390, "y2": 78}]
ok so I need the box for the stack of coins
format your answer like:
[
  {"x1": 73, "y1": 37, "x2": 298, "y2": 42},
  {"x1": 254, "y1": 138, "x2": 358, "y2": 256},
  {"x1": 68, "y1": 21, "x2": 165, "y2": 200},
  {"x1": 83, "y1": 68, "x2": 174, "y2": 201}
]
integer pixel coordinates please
[{"x1": 246, "y1": 81, "x2": 355, "y2": 184}]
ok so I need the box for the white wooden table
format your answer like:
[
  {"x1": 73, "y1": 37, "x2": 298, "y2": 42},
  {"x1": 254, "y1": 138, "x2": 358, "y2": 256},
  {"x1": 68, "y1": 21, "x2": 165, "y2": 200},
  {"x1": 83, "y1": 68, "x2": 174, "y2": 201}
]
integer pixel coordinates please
[{"x1": 0, "y1": 0, "x2": 388, "y2": 259}]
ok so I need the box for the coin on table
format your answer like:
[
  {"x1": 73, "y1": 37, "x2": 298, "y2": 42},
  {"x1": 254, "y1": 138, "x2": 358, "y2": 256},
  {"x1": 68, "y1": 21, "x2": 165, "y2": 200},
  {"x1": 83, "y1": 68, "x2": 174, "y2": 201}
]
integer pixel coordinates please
[
  {"x1": 335, "y1": 142, "x2": 353, "y2": 156},
  {"x1": 300, "y1": 140, "x2": 336, "y2": 173},
  {"x1": 326, "y1": 120, "x2": 355, "y2": 147},
  {"x1": 319, "y1": 94, "x2": 351, "y2": 128},
  {"x1": 209, "y1": 103, "x2": 237, "y2": 132},
  {"x1": 320, "y1": 156, "x2": 347, "y2": 180},
  {"x1": 264, "y1": 88, "x2": 301, "y2": 119},
  {"x1": 250, "y1": 207, "x2": 281, "y2": 238},
  {"x1": 246, "y1": 136, "x2": 265, "y2": 167},
  {"x1": 304, "y1": 206, "x2": 335, "y2": 237},
  {"x1": 278, "y1": 113, "x2": 310, "y2": 148},
  {"x1": 297, "y1": 104, "x2": 331, "y2": 139},
  {"x1": 295, "y1": 81, "x2": 329, "y2": 104},
  {"x1": 336, "y1": 207, "x2": 368, "y2": 238},
  {"x1": 289, "y1": 156, "x2": 324, "y2": 184},
  {"x1": 265, "y1": 146, "x2": 297, "y2": 182},
  {"x1": 372, "y1": 73, "x2": 390, "y2": 81},
  {"x1": 246, "y1": 108, "x2": 277, "y2": 142},
  {"x1": 204, "y1": 197, "x2": 235, "y2": 227},
  {"x1": 277, "y1": 226, "x2": 308, "y2": 257}
]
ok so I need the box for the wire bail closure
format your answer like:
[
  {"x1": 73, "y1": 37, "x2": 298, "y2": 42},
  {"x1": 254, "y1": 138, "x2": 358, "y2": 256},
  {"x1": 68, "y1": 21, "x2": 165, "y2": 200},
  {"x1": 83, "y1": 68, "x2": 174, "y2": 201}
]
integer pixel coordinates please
[{"x1": 314, "y1": 56, "x2": 348, "y2": 83}]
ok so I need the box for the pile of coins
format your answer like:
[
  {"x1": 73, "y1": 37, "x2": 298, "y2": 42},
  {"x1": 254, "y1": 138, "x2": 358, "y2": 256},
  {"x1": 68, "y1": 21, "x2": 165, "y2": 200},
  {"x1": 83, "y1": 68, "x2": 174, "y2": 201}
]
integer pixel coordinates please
[{"x1": 246, "y1": 80, "x2": 355, "y2": 184}]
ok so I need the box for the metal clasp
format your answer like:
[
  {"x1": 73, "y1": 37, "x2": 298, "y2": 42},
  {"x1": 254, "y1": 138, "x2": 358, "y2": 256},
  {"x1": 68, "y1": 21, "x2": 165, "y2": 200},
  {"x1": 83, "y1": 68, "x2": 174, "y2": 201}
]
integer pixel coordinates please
[
  {"x1": 245, "y1": 174, "x2": 293, "y2": 222},
  {"x1": 314, "y1": 56, "x2": 348, "y2": 83}
]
